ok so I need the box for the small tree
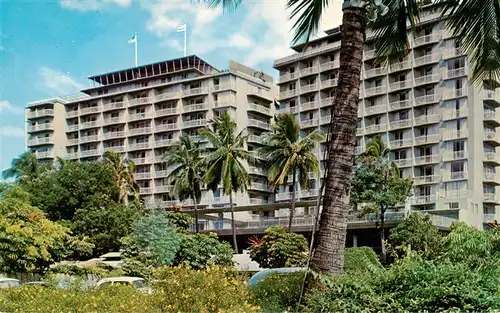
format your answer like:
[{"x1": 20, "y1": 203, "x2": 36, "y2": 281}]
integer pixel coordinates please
[
  {"x1": 388, "y1": 213, "x2": 443, "y2": 259},
  {"x1": 174, "y1": 233, "x2": 234, "y2": 269},
  {"x1": 351, "y1": 156, "x2": 412, "y2": 262},
  {"x1": 248, "y1": 226, "x2": 308, "y2": 268}
]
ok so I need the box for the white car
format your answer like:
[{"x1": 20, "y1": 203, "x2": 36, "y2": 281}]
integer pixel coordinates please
[
  {"x1": 96, "y1": 276, "x2": 149, "y2": 292},
  {"x1": 0, "y1": 278, "x2": 20, "y2": 289}
]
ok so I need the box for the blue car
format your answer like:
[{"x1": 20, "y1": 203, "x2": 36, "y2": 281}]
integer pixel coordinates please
[{"x1": 247, "y1": 267, "x2": 306, "y2": 287}]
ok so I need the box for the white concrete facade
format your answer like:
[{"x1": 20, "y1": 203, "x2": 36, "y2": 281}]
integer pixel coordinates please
[{"x1": 273, "y1": 6, "x2": 500, "y2": 229}]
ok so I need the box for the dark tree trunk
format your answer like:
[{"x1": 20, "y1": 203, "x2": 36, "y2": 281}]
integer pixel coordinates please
[
  {"x1": 311, "y1": 4, "x2": 365, "y2": 275},
  {"x1": 288, "y1": 168, "x2": 297, "y2": 232},
  {"x1": 230, "y1": 192, "x2": 238, "y2": 253},
  {"x1": 380, "y1": 206, "x2": 387, "y2": 263},
  {"x1": 193, "y1": 193, "x2": 199, "y2": 233}
]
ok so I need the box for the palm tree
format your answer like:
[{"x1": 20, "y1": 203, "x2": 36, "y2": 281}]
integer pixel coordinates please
[
  {"x1": 201, "y1": 0, "x2": 499, "y2": 274},
  {"x1": 259, "y1": 112, "x2": 325, "y2": 232},
  {"x1": 163, "y1": 135, "x2": 205, "y2": 232},
  {"x1": 200, "y1": 112, "x2": 256, "y2": 252},
  {"x1": 102, "y1": 150, "x2": 139, "y2": 204},
  {"x1": 360, "y1": 136, "x2": 390, "y2": 161},
  {"x1": 2, "y1": 151, "x2": 45, "y2": 183}
]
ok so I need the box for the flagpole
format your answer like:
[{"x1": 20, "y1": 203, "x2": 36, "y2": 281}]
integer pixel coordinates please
[
  {"x1": 134, "y1": 32, "x2": 138, "y2": 67},
  {"x1": 184, "y1": 22, "x2": 187, "y2": 57}
]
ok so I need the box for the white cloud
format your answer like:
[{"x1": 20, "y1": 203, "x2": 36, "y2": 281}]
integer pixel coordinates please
[
  {"x1": 0, "y1": 100, "x2": 24, "y2": 114},
  {"x1": 59, "y1": 0, "x2": 131, "y2": 11},
  {"x1": 38, "y1": 66, "x2": 85, "y2": 95},
  {"x1": 228, "y1": 33, "x2": 253, "y2": 49},
  {"x1": 0, "y1": 126, "x2": 24, "y2": 137},
  {"x1": 163, "y1": 39, "x2": 183, "y2": 52}
]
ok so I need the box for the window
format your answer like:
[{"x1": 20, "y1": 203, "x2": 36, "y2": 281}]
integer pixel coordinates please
[
  {"x1": 451, "y1": 161, "x2": 465, "y2": 173},
  {"x1": 453, "y1": 140, "x2": 465, "y2": 151},
  {"x1": 395, "y1": 150, "x2": 406, "y2": 160},
  {"x1": 420, "y1": 186, "x2": 431, "y2": 196},
  {"x1": 395, "y1": 131, "x2": 404, "y2": 140}
]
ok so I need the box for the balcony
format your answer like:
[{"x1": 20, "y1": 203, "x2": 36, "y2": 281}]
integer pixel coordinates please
[
  {"x1": 484, "y1": 110, "x2": 500, "y2": 126},
  {"x1": 319, "y1": 60, "x2": 339, "y2": 71},
  {"x1": 154, "y1": 185, "x2": 172, "y2": 194},
  {"x1": 156, "y1": 123, "x2": 178, "y2": 132},
  {"x1": 213, "y1": 83, "x2": 236, "y2": 93},
  {"x1": 300, "y1": 82, "x2": 318, "y2": 94},
  {"x1": 414, "y1": 134, "x2": 441, "y2": 145},
  {"x1": 414, "y1": 175, "x2": 440, "y2": 185},
  {"x1": 249, "y1": 198, "x2": 269, "y2": 205},
  {"x1": 129, "y1": 112, "x2": 152, "y2": 121},
  {"x1": 389, "y1": 99, "x2": 412, "y2": 111},
  {"x1": 363, "y1": 49, "x2": 376, "y2": 60},
  {"x1": 300, "y1": 66, "x2": 319, "y2": 77},
  {"x1": 139, "y1": 187, "x2": 152, "y2": 195},
  {"x1": 443, "y1": 48, "x2": 465, "y2": 59},
  {"x1": 414, "y1": 155, "x2": 440, "y2": 165},
  {"x1": 27, "y1": 123, "x2": 53, "y2": 132},
  {"x1": 129, "y1": 142, "x2": 151, "y2": 151},
  {"x1": 279, "y1": 72, "x2": 297, "y2": 82},
  {"x1": 414, "y1": 73, "x2": 441, "y2": 86},
  {"x1": 66, "y1": 152, "x2": 79, "y2": 160},
  {"x1": 183, "y1": 119, "x2": 207, "y2": 128},
  {"x1": 67, "y1": 138, "x2": 79, "y2": 146},
  {"x1": 155, "y1": 139, "x2": 175, "y2": 147},
  {"x1": 249, "y1": 166, "x2": 266, "y2": 176},
  {"x1": 484, "y1": 130, "x2": 500, "y2": 145},
  {"x1": 80, "y1": 106, "x2": 101, "y2": 115},
  {"x1": 443, "y1": 88, "x2": 467, "y2": 100},
  {"x1": 414, "y1": 54, "x2": 441, "y2": 67},
  {"x1": 364, "y1": 85, "x2": 387, "y2": 97},
  {"x1": 277, "y1": 106, "x2": 299, "y2": 114},
  {"x1": 484, "y1": 90, "x2": 500, "y2": 107},
  {"x1": 414, "y1": 94, "x2": 442, "y2": 106},
  {"x1": 444, "y1": 171, "x2": 467, "y2": 181},
  {"x1": 445, "y1": 67, "x2": 467, "y2": 80},
  {"x1": 389, "y1": 80, "x2": 412, "y2": 92},
  {"x1": 389, "y1": 118, "x2": 412, "y2": 130},
  {"x1": 320, "y1": 78, "x2": 338, "y2": 89},
  {"x1": 484, "y1": 172, "x2": 499, "y2": 183},
  {"x1": 301, "y1": 118, "x2": 319, "y2": 128},
  {"x1": 67, "y1": 124, "x2": 79, "y2": 132},
  {"x1": 300, "y1": 189, "x2": 319, "y2": 198},
  {"x1": 129, "y1": 127, "x2": 152, "y2": 136},
  {"x1": 129, "y1": 97, "x2": 152, "y2": 107},
  {"x1": 413, "y1": 33, "x2": 442, "y2": 47},
  {"x1": 183, "y1": 103, "x2": 208, "y2": 113},
  {"x1": 104, "y1": 117, "x2": 125, "y2": 125},
  {"x1": 300, "y1": 100, "x2": 319, "y2": 111},
  {"x1": 156, "y1": 108, "x2": 178, "y2": 117},
  {"x1": 80, "y1": 121, "x2": 100, "y2": 129},
  {"x1": 364, "y1": 67, "x2": 387, "y2": 79},
  {"x1": 134, "y1": 172, "x2": 152, "y2": 180},
  {"x1": 248, "y1": 119, "x2": 270, "y2": 130},
  {"x1": 27, "y1": 137, "x2": 53, "y2": 146},
  {"x1": 393, "y1": 158, "x2": 413, "y2": 167},
  {"x1": 249, "y1": 182, "x2": 271, "y2": 192},
  {"x1": 484, "y1": 213, "x2": 496, "y2": 222},
  {"x1": 279, "y1": 89, "x2": 298, "y2": 99},
  {"x1": 214, "y1": 100, "x2": 236, "y2": 109},
  {"x1": 155, "y1": 92, "x2": 181, "y2": 102},
  {"x1": 442, "y1": 109, "x2": 468, "y2": 120},
  {"x1": 365, "y1": 123, "x2": 388, "y2": 134},
  {"x1": 320, "y1": 116, "x2": 330, "y2": 125},
  {"x1": 248, "y1": 135, "x2": 261, "y2": 144},
  {"x1": 414, "y1": 114, "x2": 441, "y2": 126},
  {"x1": 389, "y1": 138, "x2": 413, "y2": 149},
  {"x1": 484, "y1": 151, "x2": 500, "y2": 165},
  {"x1": 248, "y1": 104, "x2": 271, "y2": 115},
  {"x1": 442, "y1": 129, "x2": 468, "y2": 141},
  {"x1": 132, "y1": 157, "x2": 153, "y2": 165},
  {"x1": 27, "y1": 109, "x2": 54, "y2": 118},
  {"x1": 364, "y1": 104, "x2": 387, "y2": 115},
  {"x1": 35, "y1": 151, "x2": 54, "y2": 159},
  {"x1": 66, "y1": 110, "x2": 79, "y2": 118},
  {"x1": 439, "y1": 190, "x2": 468, "y2": 200},
  {"x1": 104, "y1": 131, "x2": 125, "y2": 139},
  {"x1": 182, "y1": 87, "x2": 209, "y2": 97},
  {"x1": 102, "y1": 101, "x2": 125, "y2": 111},
  {"x1": 443, "y1": 150, "x2": 467, "y2": 162},
  {"x1": 104, "y1": 146, "x2": 125, "y2": 153},
  {"x1": 276, "y1": 192, "x2": 293, "y2": 201},
  {"x1": 389, "y1": 60, "x2": 412, "y2": 72},
  {"x1": 484, "y1": 193, "x2": 499, "y2": 203},
  {"x1": 80, "y1": 149, "x2": 100, "y2": 158},
  {"x1": 80, "y1": 135, "x2": 99, "y2": 143},
  {"x1": 412, "y1": 195, "x2": 437, "y2": 205}
]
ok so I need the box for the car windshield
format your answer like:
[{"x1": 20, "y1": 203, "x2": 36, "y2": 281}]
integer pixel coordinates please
[{"x1": 132, "y1": 279, "x2": 145, "y2": 289}]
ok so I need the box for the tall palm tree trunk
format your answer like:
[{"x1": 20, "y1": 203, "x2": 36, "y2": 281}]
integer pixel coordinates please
[
  {"x1": 311, "y1": 5, "x2": 365, "y2": 275},
  {"x1": 229, "y1": 192, "x2": 238, "y2": 253},
  {"x1": 288, "y1": 168, "x2": 297, "y2": 232},
  {"x1": 380, "y1": 205, "x2": 386, "y2": 264},
  {"x1": 193, "y1": 192, "x2": 199, "y2": 233}
]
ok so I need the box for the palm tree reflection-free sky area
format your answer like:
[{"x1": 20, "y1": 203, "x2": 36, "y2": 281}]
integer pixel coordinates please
[{"x1": 0, "y1": 0, "x2": 343, "y2": 177}]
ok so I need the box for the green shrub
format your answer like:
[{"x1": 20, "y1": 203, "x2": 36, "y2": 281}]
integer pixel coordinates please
[
  {"x1": 249, "y1": 271, "x2": 304, "y2": 313},
  {"x1": 344, "y1": 247, "x2": 383, "y2": 275}
]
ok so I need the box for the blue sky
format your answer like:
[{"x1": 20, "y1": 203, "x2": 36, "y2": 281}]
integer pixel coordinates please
[{"x1": 0, "y1": 0, "x2": 342, "y2": 175}]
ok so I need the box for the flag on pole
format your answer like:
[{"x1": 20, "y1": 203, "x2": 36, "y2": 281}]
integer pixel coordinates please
[
  {"x1": 128, "y1": 35, "x2": 137, "y2": 44},
  {"x1": 176, "y1": 23, "x2": 186, "y2": 32}
]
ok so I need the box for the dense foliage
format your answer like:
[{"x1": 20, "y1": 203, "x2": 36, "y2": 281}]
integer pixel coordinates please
[{"x1": 248, "y1": 226, "x2": 308, "y2": 268}]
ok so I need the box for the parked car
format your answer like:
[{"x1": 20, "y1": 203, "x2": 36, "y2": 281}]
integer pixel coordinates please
[
  {"x1": 96, "y1": 277, "x2": 150, "y2": 293},
  {"x1": 247, "y1": 267, "x2": 306, "y2": 287},
  {"x1": 24, "y1": 281, "x2": 50, "y2": 287},
  {"x1": 0, "y1": 278, "x2": 20, "y2": 289}
]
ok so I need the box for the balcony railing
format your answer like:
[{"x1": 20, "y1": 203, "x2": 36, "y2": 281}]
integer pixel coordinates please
[
  {"x1": 443, "y1": 88, "x2": 467, "y2": 100},
  {"x1": 389, "y1": 60, "x2": 412, "y2": 72},
  {"x1": 364, "y1": 104, "x2": 387, "y2": 115},
  {"x1": 319, "y1": 60, "x2": 339, "y2": 71},
  {"x1": 249, "y1": 104, "x2": 271, "y2": 115},
  {"x1": 248, "y1": 119, "x2": 270, "y2": 130},
  {"x1": 484, "y1": 193, "x2": 498, "y2": 202},
  {"x1": 35, "y1": 151, "x2": 54, "y2": 158},
  {"x1": 484, "y1": 172, "x2": 497, "y2": 181},
  {"x1": 414, "y1": 175, "x2": 440, "y2": 185},
  {"x1": 389, "y1": 99, "x2": 412, "y2": 110},
  {"x1": 80, "y1": 106, "x2": 101, "y2": 115},
  {"x1": 446, "y1": 171, "x2": 467, "y2": 181},
  {"x1": 248, "y1": 135, "x2": 261, "y2": 144},
  {"x1": 414, "y1": 73, "x2": 440, "y2": 86},
  {"x1": 183, "y1": 103, "x2": 208, "y2": 113},
  {"x1": 389, "y1": 119, "x2": 412, "y2": 130},
  {"x1": 249, "y1": 166, "x2": 266, "y2": 176},
  {"x1": 364, "y1": 67, "x2": 387, "y2": 79},
  {"x1": 104, "y1": 131, "x2": 124, "y2": 139},
  {"x1": 442, "y1": 109, "x2": 468, "y2": 120},
  {"x1": 300, "y1": 118, "x2": 319, "y2": 128},
  {"x1": 67, "y1": 124, "x2": 79, "y2": 132},
  {"x1": 139, "y1": 187, "x2": 152, "y2": 194},
  {"x1": 250, "y1": 182, "x2": 271, "y2": 192},
  {"x1": 129, "y1": 142, "x2": 151, "y2": 150},
  {"x1": 300, "y1": 100, "x2": 319, "y2": 111},
  {"x1": 414, "y1": 114, "x2": 441, "y2": 125},
  {"x1": 80, "y1": 149, "x2": 100, "y2": 158},
  {"x1": 66, "y1": 111, "x2": 79, "y2": 118},
  {"x1": 67, "y1": 138, "x2": 79, "y2": 145},
  {"x1": 389, "y1": 80, "x2": 412, "y2": 92},
  {"x1": 129, "y1": 112, "x2": 152, "y2": 121},
  {"x1": 102, "y1": 101, "x2": 124, "y2": 111},
  {"x1": 155, "y1": 139, "x2": 175, "y2": 147},
  {"x1": 484, "y1": 90, "x2": 500, "y2": 104},
  {"x1": 442, "y1": 130, "x2": 468, "y2": 140},
  {"x1": 182, "y1": 87, "x2": 209, "y2": 97},
  {"x1": 104, "y1": 146, "x2": 125, "y2": 153},
  {"x1": 414, "y1": 155, "x2": 440, "y2": 165},
  {"x1": 155, "y1": 185, "x2": 172, "y2": 193},
  {"x1": 132, "y1": 158, "x2": 153, "y2": 165},
  {"x1": 279, "y1": 72, "x2": 297, "y2": 82},
  {"x1": 134, "y1": 172, "x2": 152, "y2": 180},
  {"x1": 155, "y1": 92, "x2": 181, "y2": 101},
  {"x1": 28, "y1": 137, "x2": 53, "y2": 146},
  {"x1": 300, "y1": 83, "x2": 318, "y2": 93},
  {"x1": 320, "y1": 78, "x2": 338, "y2": 88},
  {"x1": 484, "y1": 110, "x2": 498, "y2": 120},
  {"x1": 389, "y1": 138, "x2": 413, "y2": 148},
  {"x1": 393, "y1": 158, "x2": 412, "y2": 167},
  {"x1": 320, "y1": 97, "x2": 334, "y2": 107},
  {"x1": 443, "y1": 150, "x2": 467, "y2": 161},
  {"x1": 183, "y1": 119, "x2": 207, "y2": 128},
  {"x1": 80, "y1": 135, "x2": 99, "y2": 143},
  {"x1": 104, "y1": 117, "x2": 124, "y2": 124},
  {"x1": 156, "y1": 108, "x2": 178, "y2": 117},
  {"x1": 28, "y1": 123, "x2": 53, "y2": 132},
  {"x1": 413, "y1": 33, "x2": 442, "y2": 47},
  {"x1": 415, "y1": 94, "x2": 441, "y2": 106},
  {"x1": 364, "y1": 85, "x2": 387, "y2": 97},
  {"x1": 279, "y1": 89, "x2": 298, "y2": 99},
  {"x1": 129, "y1": 97, "x2": 151, "y2": 106},
  {"x1": 128, "y1": 127, "x2": 152, "y2": 135},
  {"x1": 414, "y1": 53, "x2": 441, "y2": 66},
  {"x1": 365, "y1": 123, "x2": 388, "y2": 133},
  {"x1": 80, "y1": 121, "x2": 99, "y2": 129},
  {"x1": 363, "y1": 49, "x2": 376, "y2": 60},
  {"x1": 27, "y1": 109, "x2": 54, "y2": 118},
  {"x1": 300, "y1": 66, "x2": 319, "y2": 76},
  {"x1": 277, "y1": 106, "x2": 299, "y2": 114},
  {"x1": 155, "y1": 123, "x2": 178, "y2": 132},
  {"x1": 412, "y1": 195, "x2": 437, "y2": 205},
  {"x1": 414, "y1": 134, "x2": 441, "y2": 144},
  {"x1": 445, "y1": 67, "x2": 467, "y2": 79}
]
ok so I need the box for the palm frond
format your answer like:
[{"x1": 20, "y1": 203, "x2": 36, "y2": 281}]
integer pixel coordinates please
[
  {"x1": 194, "y1": 0, "x2": 243, "y2": 12},
  {"x1": 287, "y1": 0, "x2": 329, "y2": 46}
]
